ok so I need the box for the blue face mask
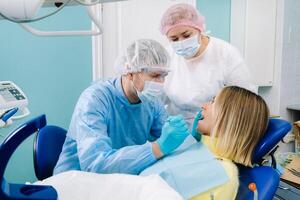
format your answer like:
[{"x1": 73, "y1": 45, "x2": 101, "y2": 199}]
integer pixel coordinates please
[
  {"x1": 137, "y1": 81, "x2": 164, "y2": 102},
  {"x1": 171, "y1": 34, "x2": 201, "y2": 59}
]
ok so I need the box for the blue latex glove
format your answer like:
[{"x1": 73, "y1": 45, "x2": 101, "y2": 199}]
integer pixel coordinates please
[
  {"x1": 157, "y1": 115, "x2": 189, "y2": 155},
  {"x1": 191, "y1": 110, "x2": 203, "y2": 142}
]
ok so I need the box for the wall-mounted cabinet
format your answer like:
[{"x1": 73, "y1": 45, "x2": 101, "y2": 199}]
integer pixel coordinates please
[{"x1": 231, "y1": 0, "x2": 278, "y2": 86}]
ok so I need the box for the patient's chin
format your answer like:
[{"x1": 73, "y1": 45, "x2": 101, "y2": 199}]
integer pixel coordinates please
[
  {"x1": 198, "y1": 128, "x2": 210, "y2": 135},
  {"x1": 197, "y1": 120, "x2": 212, "y2": 135},
  {"x1": 197, "y1": 125, "x2": 209, "y2": 135}
]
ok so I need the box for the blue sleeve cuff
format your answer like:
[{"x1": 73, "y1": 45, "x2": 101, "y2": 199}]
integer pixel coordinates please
[{"x1": 146, "y1": 141, "x2": 158, "y2": 162}]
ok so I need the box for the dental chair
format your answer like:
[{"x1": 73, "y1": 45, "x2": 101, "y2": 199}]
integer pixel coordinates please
[
  {"x1": 0, "y1": 115, "x2": 58, "y2": 200},
  {"x1": 0, "y1": 115, "x2": 291, "y2": 200},
  {"x1": 236, "y1": 118, "x2": 292, "y2": 200}
]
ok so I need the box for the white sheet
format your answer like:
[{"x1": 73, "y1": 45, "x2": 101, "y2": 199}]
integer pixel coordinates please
[{"x1": 34, "y1": 170, "x2": 183, "y2": 200}]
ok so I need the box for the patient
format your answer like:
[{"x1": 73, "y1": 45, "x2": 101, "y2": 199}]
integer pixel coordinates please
[
  {"x1": 195, "y1": 86, "x2": 269, "y2": 199},
  {"x1": 36, "y1": 86, "x2": 269, "y2": 200},
  {"x1": 141, "y1": 86, "x2": 269, "y2": 199}
]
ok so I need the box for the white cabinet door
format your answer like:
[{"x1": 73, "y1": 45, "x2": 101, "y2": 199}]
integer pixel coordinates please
[
  {"x1": 99, "y1": 0, "x2": 195, "y2": 78},
  {"x1": 231, "y1": 0, "x2": 277, "y2": 86},
  {"x1": 245, "y1": 0, "x2": 277, "y2": 86}
]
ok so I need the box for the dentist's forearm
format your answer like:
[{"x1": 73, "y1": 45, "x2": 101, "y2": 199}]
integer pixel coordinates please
[{"x1": 152, "y1": 142, "x2": 163, "y2": 159}]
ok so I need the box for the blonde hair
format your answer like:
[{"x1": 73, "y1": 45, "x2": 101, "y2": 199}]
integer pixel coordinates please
[{"x1": 211, "y1": 86, "x2": 269, "y2": 167}]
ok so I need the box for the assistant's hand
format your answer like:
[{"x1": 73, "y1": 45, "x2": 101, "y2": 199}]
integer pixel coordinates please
[{"x1": 156, "y1": 115, "x2": 189, "y2": 155}]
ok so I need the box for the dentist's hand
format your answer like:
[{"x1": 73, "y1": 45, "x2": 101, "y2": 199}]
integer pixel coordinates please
[
  {"x1": 191, "y1": 110, "x2": 203, "y2": 142},
  {"x1": 156, "y1": 115, "x2": 189, "y2": 155}
]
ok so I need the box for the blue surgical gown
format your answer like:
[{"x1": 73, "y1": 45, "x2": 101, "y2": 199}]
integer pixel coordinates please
[{"x1": 54, "y1": 76, "x2": 168, "y2": 175}]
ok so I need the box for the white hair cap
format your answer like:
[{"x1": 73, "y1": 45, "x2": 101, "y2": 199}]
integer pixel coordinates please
[{"x1": 114, "y1": 39, "x2": 170, "y2": 74}]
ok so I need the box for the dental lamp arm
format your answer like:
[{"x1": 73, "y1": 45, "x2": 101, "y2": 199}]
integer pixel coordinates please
[
  {"x1": 19, "y1": 6, "x2": 103, "y2": 36},
  {"x1": 0, "y1": 0, "x2": 127, "y2": 37}
]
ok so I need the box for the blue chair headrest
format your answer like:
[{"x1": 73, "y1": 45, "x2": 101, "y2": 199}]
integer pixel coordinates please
[{"x1": 253, "y1": 118, "x2": 291, "y2": 164}]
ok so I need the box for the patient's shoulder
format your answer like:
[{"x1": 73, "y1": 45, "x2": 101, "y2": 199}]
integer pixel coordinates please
[
  {"x1": 217, "y1": 159, "x2": 239, "y2": 199},
  {"x1": 190, "y1": 159, "x2": 239, "y2": 200},
  {"x1": 219, "y1": 158, "x2": 239, "y2": 180}
]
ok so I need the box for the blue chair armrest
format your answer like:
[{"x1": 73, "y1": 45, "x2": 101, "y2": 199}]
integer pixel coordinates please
[{"x1": 0, "y1": 115, "x2": 58, "y2": 200}]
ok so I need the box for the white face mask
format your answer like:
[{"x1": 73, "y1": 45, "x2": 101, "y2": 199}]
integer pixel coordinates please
[
  {"x1": 137, "y1": 81, "x2": 164, "y2": 102},
  {"x1": 171, "y1": 34, "x2": 201, "y2": 59}
]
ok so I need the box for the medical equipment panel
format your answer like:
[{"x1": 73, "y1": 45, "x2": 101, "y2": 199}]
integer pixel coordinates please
[
  {"x1": 0, "y1": 81, "x2": 30, "y2": 128},
  {"x1": 0, "y1": 81, "x2": 28, "y2": 110}
]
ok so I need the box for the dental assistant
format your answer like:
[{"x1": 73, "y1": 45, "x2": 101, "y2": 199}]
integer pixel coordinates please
[
  {"x1": 160, "y1": 3, "x2": 257, "y2": 125},
  {"x1": 54, "y1": 39, "x2": 189, "y2": 175}
]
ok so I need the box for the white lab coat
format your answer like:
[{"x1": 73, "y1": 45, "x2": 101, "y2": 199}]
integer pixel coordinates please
[{"x1": 164, "y1": 36, "x2": 257, "y2": 126}]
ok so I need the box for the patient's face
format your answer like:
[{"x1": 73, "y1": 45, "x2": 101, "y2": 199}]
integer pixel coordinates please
[{"x1": 197, "y1": 97, "x2": 216, "y2": 135}]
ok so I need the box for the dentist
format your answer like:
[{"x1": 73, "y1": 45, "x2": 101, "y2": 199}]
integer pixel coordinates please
[{"x1": 54, "y1": 39, "x2": 189, "y2": 175}]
